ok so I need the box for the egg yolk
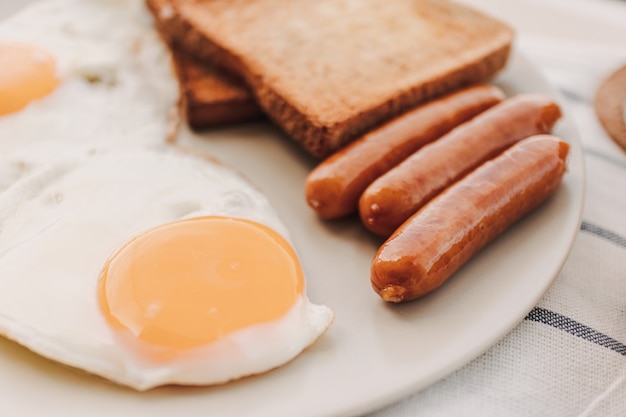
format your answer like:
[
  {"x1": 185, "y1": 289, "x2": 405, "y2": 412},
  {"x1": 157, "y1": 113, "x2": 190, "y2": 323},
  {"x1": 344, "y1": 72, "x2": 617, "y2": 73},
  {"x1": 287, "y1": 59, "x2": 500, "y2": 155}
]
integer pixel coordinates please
[
  {"x1": 98, "y1": 216, "x2": 304, "y2": 351},
  {"x1": 0, "y1": 42, "x2": 58, "y2": 116}
]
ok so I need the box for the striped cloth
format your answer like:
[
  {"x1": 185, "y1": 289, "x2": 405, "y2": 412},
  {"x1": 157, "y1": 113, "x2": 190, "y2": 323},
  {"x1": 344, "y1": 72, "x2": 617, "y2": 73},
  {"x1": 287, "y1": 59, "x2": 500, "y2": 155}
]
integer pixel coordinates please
[{"x1": 368, "y1": 1, "x2": 626, "y2": 416}]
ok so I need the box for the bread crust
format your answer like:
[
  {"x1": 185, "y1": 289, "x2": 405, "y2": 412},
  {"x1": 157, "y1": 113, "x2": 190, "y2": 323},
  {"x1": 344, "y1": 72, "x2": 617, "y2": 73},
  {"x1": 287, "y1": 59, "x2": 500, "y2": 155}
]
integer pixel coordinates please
[
  {"x1": 146, "y1": 0, "x2": 262, "y2": 129},
  {"x1": 165, "y1": 0, "x2": 514, "y2": 157}
]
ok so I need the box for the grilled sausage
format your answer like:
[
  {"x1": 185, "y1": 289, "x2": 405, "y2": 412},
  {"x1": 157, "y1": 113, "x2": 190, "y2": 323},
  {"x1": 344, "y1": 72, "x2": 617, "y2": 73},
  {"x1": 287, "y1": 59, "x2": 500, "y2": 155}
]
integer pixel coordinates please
[
  {"x1": 360, "y1": 94, "x2": 562, "y2": 237},
  {"x1": 304, "y1": 84, "x2": 505, "y2": 219},
  {"x1": 371, "y1": 135, "x2": 570, "y2": 303}
]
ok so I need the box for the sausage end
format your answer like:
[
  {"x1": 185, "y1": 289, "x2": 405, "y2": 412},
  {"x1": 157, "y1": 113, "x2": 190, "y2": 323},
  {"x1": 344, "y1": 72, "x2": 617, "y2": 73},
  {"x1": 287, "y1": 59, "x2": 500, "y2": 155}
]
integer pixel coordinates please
[{"x1": 379, "y1": 285, "x2": 408, "y2": 303}]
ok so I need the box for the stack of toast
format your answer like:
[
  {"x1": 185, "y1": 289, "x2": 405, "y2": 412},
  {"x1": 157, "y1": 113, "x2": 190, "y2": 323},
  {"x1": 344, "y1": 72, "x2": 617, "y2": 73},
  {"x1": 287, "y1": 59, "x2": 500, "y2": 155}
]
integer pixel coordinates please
[{"x1": 149, "y1": 0, "x2": 514, "y2": 158}]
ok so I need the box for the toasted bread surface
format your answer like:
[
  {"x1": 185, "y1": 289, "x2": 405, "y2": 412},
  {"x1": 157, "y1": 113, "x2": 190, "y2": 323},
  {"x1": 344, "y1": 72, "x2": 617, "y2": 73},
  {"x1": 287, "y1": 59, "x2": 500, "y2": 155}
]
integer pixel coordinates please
[
  {"x1": 172, "y1": 50, "x2": 262, "y2": 128},
  {"x1": 146, "y1": 0, "x2": 261, "y2": 129},
  {"x1": 166, "y1": 0, "x2": 514, "y2": 157}
]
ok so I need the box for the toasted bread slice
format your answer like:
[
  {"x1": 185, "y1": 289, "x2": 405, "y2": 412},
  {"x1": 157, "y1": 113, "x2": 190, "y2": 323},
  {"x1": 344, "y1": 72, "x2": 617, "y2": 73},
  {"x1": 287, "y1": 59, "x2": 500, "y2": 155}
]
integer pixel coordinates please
[
  {"x1": 160, "y1": 0, "x2": 514, "y2": 158},
  {"x1": 171, "y1": 50, "x2": 262, "y2": 129},
  {"x1": 147, "y1": 0, "x2": 261, "y2": 129}
]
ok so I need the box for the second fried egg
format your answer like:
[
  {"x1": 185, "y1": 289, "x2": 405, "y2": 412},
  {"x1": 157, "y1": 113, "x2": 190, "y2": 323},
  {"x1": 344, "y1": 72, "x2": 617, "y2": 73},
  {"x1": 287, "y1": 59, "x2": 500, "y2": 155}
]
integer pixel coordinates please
[{"x1": 0, "y1": 0, "x2": 180, "y2": 161}]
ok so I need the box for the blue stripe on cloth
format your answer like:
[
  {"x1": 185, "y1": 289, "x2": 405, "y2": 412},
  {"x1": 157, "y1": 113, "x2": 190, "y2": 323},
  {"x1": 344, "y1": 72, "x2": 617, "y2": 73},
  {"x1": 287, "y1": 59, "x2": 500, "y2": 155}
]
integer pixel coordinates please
[
  {"x1": 580, "y1": 220, "x2": 626, "y2": 248},
  {"x1": 526, "y1": 307, "x2": 626, "y2": 356}
]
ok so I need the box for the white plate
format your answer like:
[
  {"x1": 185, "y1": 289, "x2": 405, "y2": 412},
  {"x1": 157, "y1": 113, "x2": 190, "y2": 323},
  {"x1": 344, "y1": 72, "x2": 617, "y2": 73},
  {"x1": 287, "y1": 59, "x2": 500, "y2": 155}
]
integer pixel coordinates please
[{"x1": 0, "y1": 7, "x2": 584, "y2": 417}]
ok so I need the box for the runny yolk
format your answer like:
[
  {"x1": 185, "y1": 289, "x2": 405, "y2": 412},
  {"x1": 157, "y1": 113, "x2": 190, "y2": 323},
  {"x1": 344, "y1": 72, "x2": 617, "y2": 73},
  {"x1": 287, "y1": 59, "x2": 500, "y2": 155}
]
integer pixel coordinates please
[
  {"x1": 98, "y1": 216, "x2": 304, "y2": 351},
  {"x1": 0, "y1": 42, "x2": 58, "y2": 116}
]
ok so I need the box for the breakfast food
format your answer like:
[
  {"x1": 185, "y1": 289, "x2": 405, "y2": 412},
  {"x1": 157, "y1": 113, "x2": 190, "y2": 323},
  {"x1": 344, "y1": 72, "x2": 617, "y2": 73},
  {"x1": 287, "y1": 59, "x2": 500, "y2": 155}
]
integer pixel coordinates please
[
  {"x1": 172, "y1": 50, "x2": 262, "y2": 128},
  {"x1": 0, "y1": 0, "x2": 180, "y2": 159},
  {"x1": 161, "y1": 0, "x2": 514, "y2": 157},
  {"x1": 0, "y1": 145, "x2": 333, "y2": 390},
  {"x1": 147, "y1": 0, "x2": 262, "y2": 129},
  {"x1": 0, "y1": 0, "x2": 570, "y2": 398},
  {"x1": 360, "y1": 94, "x2": 563, "y2": 237},
  {"x1": 0, "y1": 0, "x2": 333, "y2": 390},
  {"x1": 371, "y1": 135, "x2": 570, "y2": 302},
  {"x1": 304, "y1": 84, "x2": 505, "y2": 219},
  {"x1": 594, "y1": 64, "x2": 626, "y2": 153}
]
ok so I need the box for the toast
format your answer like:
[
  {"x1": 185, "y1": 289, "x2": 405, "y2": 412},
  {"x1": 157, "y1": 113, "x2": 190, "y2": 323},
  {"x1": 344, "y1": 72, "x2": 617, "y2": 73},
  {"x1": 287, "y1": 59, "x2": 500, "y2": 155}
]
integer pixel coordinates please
[
  {"x1": 164, "y1": 0, "x2": 514, "y2": 158},
  {"x1": 171, "y1": 50, "x2": 262, "y2": 129},
  {"x1": 147, "y1": 0, "x2": 262, "y2": 129}
]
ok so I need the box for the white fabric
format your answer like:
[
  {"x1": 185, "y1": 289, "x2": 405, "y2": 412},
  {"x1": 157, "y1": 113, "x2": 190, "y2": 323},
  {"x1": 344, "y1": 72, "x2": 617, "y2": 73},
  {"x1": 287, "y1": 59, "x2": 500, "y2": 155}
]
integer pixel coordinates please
[{"x1": 369, "y1": 0, "x2": 626, "y2": 415}]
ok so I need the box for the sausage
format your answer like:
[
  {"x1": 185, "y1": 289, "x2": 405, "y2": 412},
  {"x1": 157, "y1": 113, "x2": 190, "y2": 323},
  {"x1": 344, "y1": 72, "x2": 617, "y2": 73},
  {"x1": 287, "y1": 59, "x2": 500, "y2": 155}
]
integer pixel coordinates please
[
  {"x1": 359, "y1": 94, "x2": 563, "y2": 237},
  {"x1": 304, "y1": 84, "x2": 505, "y2": 219},
  {"x1": 371, "y1": 135, "x2": 570, "y2": 303}
]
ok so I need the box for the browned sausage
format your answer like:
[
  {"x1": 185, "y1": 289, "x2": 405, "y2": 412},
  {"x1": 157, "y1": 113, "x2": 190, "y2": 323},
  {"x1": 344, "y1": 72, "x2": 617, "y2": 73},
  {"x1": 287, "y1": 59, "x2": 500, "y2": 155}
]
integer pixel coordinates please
[
  {"x1": 371, "y1": 135, "x2": 570, "y2": 303},
  {"x1": 359, "y1": 94, "x2": 563, "y2": 237},
  {"x1": 304, "y1": 84, "x2": 505, "y2": 219}
]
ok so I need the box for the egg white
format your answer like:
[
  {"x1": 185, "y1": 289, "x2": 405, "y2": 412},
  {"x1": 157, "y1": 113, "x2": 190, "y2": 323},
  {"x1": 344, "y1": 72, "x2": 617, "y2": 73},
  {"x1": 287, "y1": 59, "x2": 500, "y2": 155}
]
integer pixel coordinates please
[
  {"x1": 0, "y1": 146, "x2": 333, "y2": 390},
  {"x1": 0, "y1": 0, "x2": 180, "y2": 176}
]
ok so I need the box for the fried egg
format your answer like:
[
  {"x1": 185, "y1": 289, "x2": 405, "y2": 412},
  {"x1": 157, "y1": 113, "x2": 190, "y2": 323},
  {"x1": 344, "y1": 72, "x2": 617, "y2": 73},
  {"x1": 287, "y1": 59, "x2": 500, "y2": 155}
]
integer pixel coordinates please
[
  {"x1": 0, "y1": 0, "x2": 180, "y2": 164},
  {"x1": 0, "y1": 146, "x2": 334, "y2": 390}
]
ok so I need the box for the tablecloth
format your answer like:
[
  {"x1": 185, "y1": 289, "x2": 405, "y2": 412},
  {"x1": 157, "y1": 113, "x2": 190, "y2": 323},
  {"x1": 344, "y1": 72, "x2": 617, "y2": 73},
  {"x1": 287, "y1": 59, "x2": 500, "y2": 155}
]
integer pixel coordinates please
[{"x1": 369, "y1": 0, "x2": 626, "y2": 415}]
